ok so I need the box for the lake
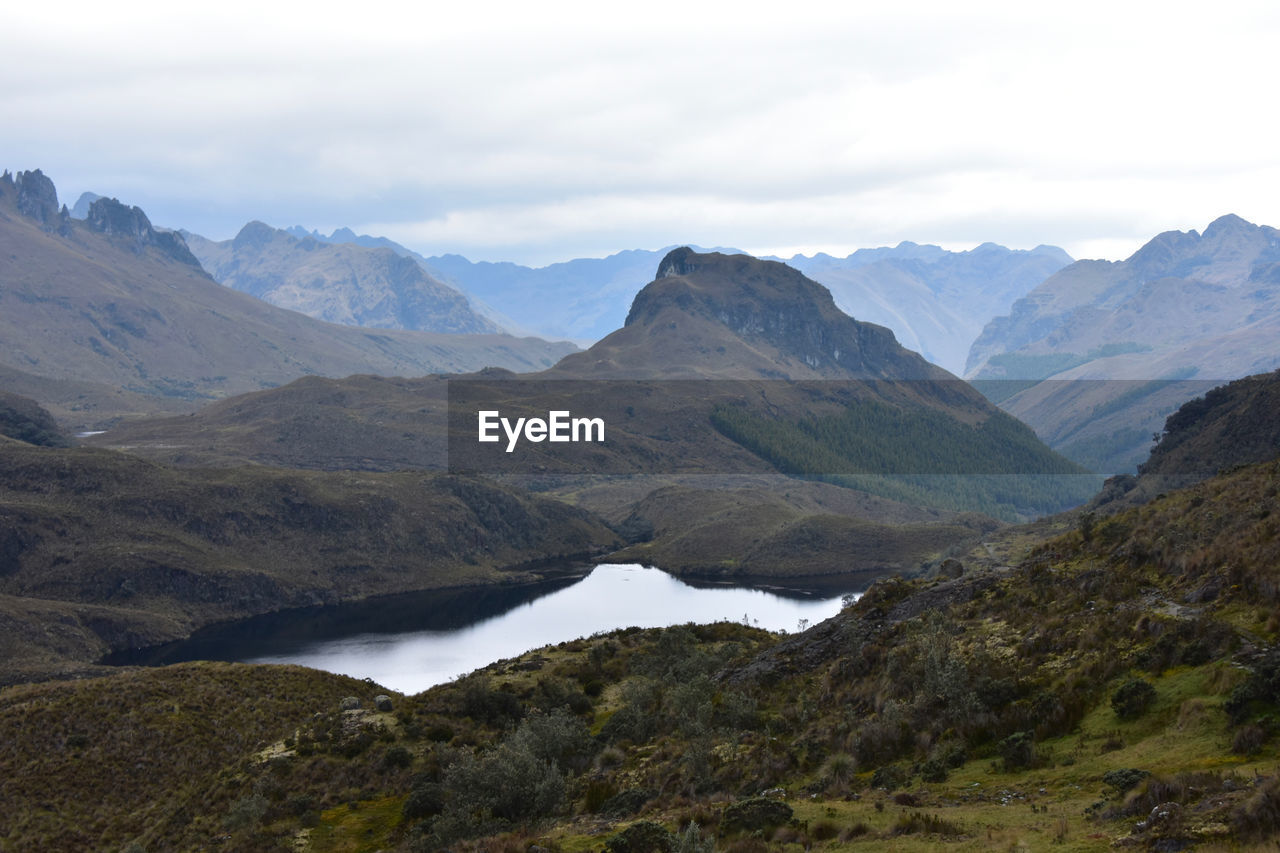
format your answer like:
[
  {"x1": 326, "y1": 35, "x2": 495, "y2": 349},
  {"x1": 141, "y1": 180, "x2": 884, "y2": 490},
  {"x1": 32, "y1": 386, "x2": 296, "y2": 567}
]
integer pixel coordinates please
[{"x1": 105, "y1": 563, "x2": 862, "y2": 694}]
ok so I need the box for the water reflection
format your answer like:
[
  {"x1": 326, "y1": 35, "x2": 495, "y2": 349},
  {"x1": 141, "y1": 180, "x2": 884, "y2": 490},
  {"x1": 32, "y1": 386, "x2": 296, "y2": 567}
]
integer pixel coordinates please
[{"x1": 108, "y1": 564, "x2": 862, "y2": 694}]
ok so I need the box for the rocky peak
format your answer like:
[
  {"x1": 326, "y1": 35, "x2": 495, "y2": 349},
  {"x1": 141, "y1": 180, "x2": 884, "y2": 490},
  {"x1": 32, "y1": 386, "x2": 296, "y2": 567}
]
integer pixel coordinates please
[
  {"x1": 13, "y1": 169, "x2": 63, "y2": 229},
  {"x1": 85, "y1": 197, "x2": 202, "y2": 268},
  {"x1": 1202, "y1": 213, "x2": 1256, "y2": 241},
  {"x1": 621, "y1": 248, "x2": 943, "y2": 379},
  {"x1": 87, "y1": 196, "x2": 155, "y2": 240},
  {"x1": 233, "y1": 220, "x2": 280, "y2": 251},
  {"x1": 656, "y1": 246, "x2": 700, "y2": 279},
  {"x1": 70, "y1": 191, "x2": 103, "y2": 219}
]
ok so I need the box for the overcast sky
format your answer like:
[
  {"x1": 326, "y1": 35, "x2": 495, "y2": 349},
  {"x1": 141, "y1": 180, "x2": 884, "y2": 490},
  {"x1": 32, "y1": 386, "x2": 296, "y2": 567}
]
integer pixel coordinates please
[{"x1": 4, "y1": 0, "x2": 1276, "y2": 266}]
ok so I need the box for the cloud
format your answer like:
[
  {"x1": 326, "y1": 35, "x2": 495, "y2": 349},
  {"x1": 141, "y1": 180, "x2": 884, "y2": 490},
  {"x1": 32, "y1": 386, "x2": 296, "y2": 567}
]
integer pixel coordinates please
[{"x1": 2, "y1": 0, "x2": 1277, "y2": 262}]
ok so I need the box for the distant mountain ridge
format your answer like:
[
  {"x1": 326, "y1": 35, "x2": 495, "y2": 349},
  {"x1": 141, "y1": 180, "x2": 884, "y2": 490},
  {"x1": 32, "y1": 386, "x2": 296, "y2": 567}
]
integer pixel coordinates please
[
  {"x1": 184, "y1": 222, "x2": 501, "y2": 335},
  {"x1": 290, "y1": 226, "x2": 1069, "y2": 372},
  {"x1": 98, "y1": 248, "x2": 1096, "y2": 520},
  {"x1": 966, "y1": 214, "x2": 1280, "y2": 473},
  {"x1": 0, "y1": 169, "x2": 577, "y2": 429},
  {"x1": 779, "y1": 242, "x2": 1072, "y2": 374},
  {"x1": 550, "y1": 246, "x2": 951, "y2": 380}
]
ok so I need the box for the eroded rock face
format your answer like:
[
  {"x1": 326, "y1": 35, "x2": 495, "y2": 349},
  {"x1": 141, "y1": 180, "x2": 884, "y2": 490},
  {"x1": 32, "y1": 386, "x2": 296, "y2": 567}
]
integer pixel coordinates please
[
  {"x1": 16, "y1": 170, "x2": 59, "y2": 223},
  {"x1": 84, "y1": 197, "x2": 202, "y2": 267},
  {"x1": 13, "y1": 169, "x2": 64, "y2": 230},
  {"x1": 625, "y1": 248, "x2": 941, "y2": 379}
]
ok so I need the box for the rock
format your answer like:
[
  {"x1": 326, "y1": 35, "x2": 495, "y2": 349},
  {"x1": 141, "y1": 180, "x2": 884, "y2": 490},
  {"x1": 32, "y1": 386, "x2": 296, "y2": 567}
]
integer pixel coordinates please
[
  {"x1": 85, "y1": 196, "x2": 203, "y2": 267},
  {"x1": 1185, "y1": 580, "x2": 1221, "y2": 603},
  {"x1": 15, "y1": 169, "x2": 60, "y2": 227},
  {"x1": 339, "y1": 696, "x2": 361, "y2": 711},
  {"x1": 939, "y1": 558, "x2": 965, "y2": 579},
  {"x1": 374, "y1": 694, "x2": 393, "y2": 712}
]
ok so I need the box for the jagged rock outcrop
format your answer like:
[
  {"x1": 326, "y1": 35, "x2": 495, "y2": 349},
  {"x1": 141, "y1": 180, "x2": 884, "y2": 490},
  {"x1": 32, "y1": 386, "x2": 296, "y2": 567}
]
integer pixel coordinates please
[
  {"x1": 85, "y1": 197, "x2": 202, "y2": 267},
  {"x1": 1, "y1": 169, "x2": 70, "y2": 234}
]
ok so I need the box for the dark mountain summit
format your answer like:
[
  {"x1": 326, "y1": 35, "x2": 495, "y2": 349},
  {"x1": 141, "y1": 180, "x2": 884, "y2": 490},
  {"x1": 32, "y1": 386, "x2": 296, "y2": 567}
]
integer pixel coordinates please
[
  {"x1": 555, "y1": 248, "x2": 948, "y2": 380},
  {"x1": 84, "y1": 196, "x2": 202, "y2": 267}
]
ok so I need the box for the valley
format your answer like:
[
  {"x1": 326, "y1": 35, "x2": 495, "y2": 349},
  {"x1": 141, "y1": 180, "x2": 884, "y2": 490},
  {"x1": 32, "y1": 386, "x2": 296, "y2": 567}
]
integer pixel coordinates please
[{"x1": 2, "y1": 165, "x2": 1280, "y2": 852}]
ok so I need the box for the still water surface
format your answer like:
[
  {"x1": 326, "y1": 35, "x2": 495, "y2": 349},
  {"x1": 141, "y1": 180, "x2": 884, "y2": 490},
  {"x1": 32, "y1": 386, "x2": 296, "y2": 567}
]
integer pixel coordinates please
[{"x1": 110, "y1": 564, "x2": 860, "y2": 694}]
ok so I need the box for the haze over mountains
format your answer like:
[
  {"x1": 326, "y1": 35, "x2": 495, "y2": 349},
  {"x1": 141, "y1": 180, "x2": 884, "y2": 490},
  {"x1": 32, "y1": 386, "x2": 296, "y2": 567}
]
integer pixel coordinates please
[
  {"x1": 279, "y1": 225, "x2": 1071, "y2": 373},
  {"x1": 96, "y1": 247, "x2": 1094, "y2": 524},
  {"x1": 968, "y1": 214, "x2": 1280, "y2": 473},
  {"x1": 184, "y1": 222, "x2": 502, "y2": 335}
]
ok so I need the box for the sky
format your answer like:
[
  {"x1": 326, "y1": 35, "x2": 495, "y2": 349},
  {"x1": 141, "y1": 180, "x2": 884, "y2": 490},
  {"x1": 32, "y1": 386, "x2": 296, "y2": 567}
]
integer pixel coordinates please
[{"x1": 4, "y1": 0, "x2": 1277, "y2": 267}]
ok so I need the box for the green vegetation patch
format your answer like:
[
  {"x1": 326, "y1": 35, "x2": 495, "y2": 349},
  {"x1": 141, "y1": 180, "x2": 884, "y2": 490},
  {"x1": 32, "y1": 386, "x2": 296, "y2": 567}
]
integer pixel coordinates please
[{"x1": 710, "y1": 398, "x2": 1097, "y2": 518}]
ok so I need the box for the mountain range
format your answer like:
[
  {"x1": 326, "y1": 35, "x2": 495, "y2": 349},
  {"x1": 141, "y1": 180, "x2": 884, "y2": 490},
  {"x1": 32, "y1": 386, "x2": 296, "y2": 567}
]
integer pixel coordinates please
[
  {"x1": 184, "y1": 222, "x2": 502, "y2": 335},
  {"x1": 7, "y1": 168, "x2": 1280, "y2": 850},
  {"x1": 0, "y1": 170, "x2": 575, "y2": 430},
  {"x1": 968, "y1": 214, "x2": 1280, "y2": 473},
  {"x1": 282, "y1": 226, "x2": 1071, "y2": 373}
]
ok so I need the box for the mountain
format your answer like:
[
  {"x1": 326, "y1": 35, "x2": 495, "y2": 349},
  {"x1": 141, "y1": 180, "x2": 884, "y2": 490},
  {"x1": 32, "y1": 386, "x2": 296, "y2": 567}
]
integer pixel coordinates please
[
  {"x1": 69, "y1": 190, "x2": 102, "y2": 219},
  {"x1": 0, "y1": 170, "x2": 576, "y2": 429},
  {"x1": 966, "y1": 215, "x2": 1280, "y2": 473},
  {"x1": 780, "y1": 241, "x2": 1072, "y2": 374},
  {"x1": 549, "y1": 246, "x2": 953, "y2": 380},
  {"x1": 184, "y1": 222, "x2": 502, "y2": 335},
  {"x1": 304, "y1": 227, "x2": 1069, "y2": 372},
  {"x1": 94, "y1": 248, "x2": 1095, "y2": 523}
]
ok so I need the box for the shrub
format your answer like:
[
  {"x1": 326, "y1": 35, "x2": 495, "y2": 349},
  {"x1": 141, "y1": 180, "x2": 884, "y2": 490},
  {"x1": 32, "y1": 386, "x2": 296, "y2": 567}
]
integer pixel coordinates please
[
  {"x1": 1102, "y1": 768, "x2": 1150, "y2": 794},
  {"x1": 508, "y1": 708, "x2": 596, "y2": 772},
  {"x1": 871, "y1": 764, "x2": 908, "y2": 791},
  {"x1": 920, "y1": 757, "x2": 948, "y2": 783},
  {"x1": 425, "y1": 723, "x2": 454, "y2": 743},
  {"x1": 1233, "y1": 775, "x2": 1280, "y2": 839},
  {"x1": 461, "y1": 678, "x2": 523, "y2": 726},
  {"x1": 402, "y1": 782, "x2": 445, "y2": 820},
  {"x1": 223, "y1": 793, "x2": 268, "y2": 831},
  {"x1": 998, "y1": 730, "x2": 1035, "y2": 770},
  {"x1": 721, "y1": 797, "x2": 793, "y2": 834},
  {"x1": 606, "y1": 820, "x2": 674, "y2": 853},
  {"x1": 1232, "y1": 723, "x2": 1268, "y2": 755},
  {"x1": 443, "y1": 741, "x2": 565, "y2": 823},
  {"x1": 383, "y1": 745, "x2": 413, "y2": 769},
  {"x1": 599, "y1": 787, "x2": 656, "y2": 817},
  {"x1": 1111, "y1": 678, "x2": 1156, "y2": 720}
]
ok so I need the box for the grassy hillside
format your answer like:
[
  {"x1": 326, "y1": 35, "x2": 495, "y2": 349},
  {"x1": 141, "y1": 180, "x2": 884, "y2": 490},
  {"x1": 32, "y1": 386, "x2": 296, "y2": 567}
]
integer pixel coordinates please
[
  {"x1": 709, "y1": 395, "x2": 1096, "y2": 519},
  {"x1": 0, "y1": 441, "x2": 618, "y2": 682},
  {"x1": 610, "y1": 484, "x2": 997, "y2": 578},
  {"x1": 2, "y1": 455, "x2": 1278, "y2": 851}
]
